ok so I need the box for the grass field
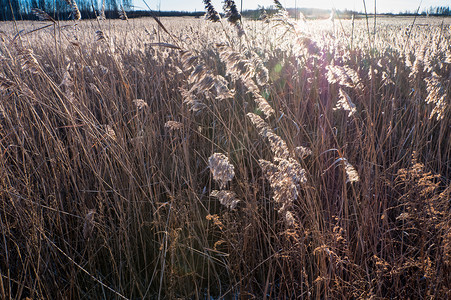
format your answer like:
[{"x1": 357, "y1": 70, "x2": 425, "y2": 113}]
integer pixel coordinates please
[{"x1": 0, "y1": 7, "x2": 450, "y2": 299}]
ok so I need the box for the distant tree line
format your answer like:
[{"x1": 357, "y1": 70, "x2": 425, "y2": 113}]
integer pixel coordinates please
[
  {"x1": 370, "y1": 6, "x2": 451, "y2": 17},
  {"x1": 423, "y1": 6, "x2": 451, "y2": 16},
  {"x1": 0, "y1": 0, "x2": 132, "y2": 21},
  {"x1": 241, "y1": 5, "x2": 451, "y2": 20},
  {"x1": 0, "y1": 1, "x2": 450, "y2": 21}
]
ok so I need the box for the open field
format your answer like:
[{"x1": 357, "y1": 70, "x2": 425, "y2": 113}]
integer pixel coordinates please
[{"x1": 0, "y1": 11, "x2": 450, "y2": 299}]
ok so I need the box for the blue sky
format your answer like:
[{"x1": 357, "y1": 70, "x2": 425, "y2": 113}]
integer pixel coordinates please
[{"x1": 133, "y1": 0, "x2": 451, "y2": 13}]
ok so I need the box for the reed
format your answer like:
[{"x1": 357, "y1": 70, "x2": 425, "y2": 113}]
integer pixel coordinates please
[{"x1": 0, "y1": 7, "x2": 449, "y2": 299}]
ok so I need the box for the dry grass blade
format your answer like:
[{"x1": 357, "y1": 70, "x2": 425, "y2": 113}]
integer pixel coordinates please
[
  {"x1": 31, "y1": 8, "x2": 56, "y2": 23},
  {"x1": 119, "y1": 5, "x2": 128, "y2": 21},
  {"x1": 140, "y1": 0, "x2": 179, "y2": 45},
  {"x1": 148, "y1": 42, "x2": 181, "y2": 50}
]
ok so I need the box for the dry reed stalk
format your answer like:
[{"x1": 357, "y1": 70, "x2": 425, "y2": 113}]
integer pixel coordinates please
[
  {"x1": 31, "y1": 8, "x2": 56, "y2": 23},
  {"x1": 100, "y1": 0, "x2": 106, "y2": 20},
  {"x1": 119, "y1": 5, "x2": 128, "y2": 21}
]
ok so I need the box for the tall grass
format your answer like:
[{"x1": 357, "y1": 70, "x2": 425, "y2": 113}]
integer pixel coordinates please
[{"x1": 0, "y1": 7, "x2": 450, "y2": 299}]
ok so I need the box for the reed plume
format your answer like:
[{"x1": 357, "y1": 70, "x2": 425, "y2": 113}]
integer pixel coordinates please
[
  {"x1": 424, "y1": 73, "x2": 448, "y2": 120},
  {"x1": 210, "y1": 190, "x2": 240, "y2": 209},
  {"x1": 295, "y1": 146, "x2": 312, "y2": 160},
  {"x1": 333, "y1": 88, "x2": 357, "y2": 117},
  {"x1": 216, "y1": 43, "x2": 273, "y2": 117},
  {"x1": 247, "y1": 113, "x2": 289, "y2": 159},
  {"x1": 326, "y1": 64, "x2": 363, "y2": 90},
  {"x1": 273, "y1": 0, "x2": 284, "y2": 11},
  {"x1": 16, "y1": 47, "x2": 40, "y2": 74},
  {"x1": 132, "y1": 99, "x2": 148, "y2": 110},
  {"x1": 95, "y1": 30, "x2": 107, "y2": 41},
  {"x1": 203, "y1": 0, "x2": 220, "y2": 22},
  {"x1": 208, "y1": 153, "x2": 235, "y2": 189},
  {"x1": 259, "y1": 157, "x2": 306, "y2": 226},
  {"x1": 63, "y1": 0, "x2": 81, "y2": 20},
  {"x1": 223, "y1": 0, "x2": 241, "y2": 24},
  {"x1": 164, "y1": 120, "x2": 183, "y2": 131},
  {"x1": 343, "y1": 159, "x2": 359, "y2": 183},
  {"x1": 223, "y1": 0, "x2": 245, "y2": 36}
]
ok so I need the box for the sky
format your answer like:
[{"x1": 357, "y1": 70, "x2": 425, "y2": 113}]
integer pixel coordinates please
[{"x1": 134, "y1": 0, "x2": 451, "y2": 14}]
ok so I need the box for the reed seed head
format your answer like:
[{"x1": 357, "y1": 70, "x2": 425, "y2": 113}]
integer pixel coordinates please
[{"x1": 208, "y1": 153, "x2": 235, "y2": 189}]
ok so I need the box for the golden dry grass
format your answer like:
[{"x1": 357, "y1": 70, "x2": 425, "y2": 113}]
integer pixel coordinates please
[{"x1": 0, "y1": 12, "x2": 450, "y2": 299}]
